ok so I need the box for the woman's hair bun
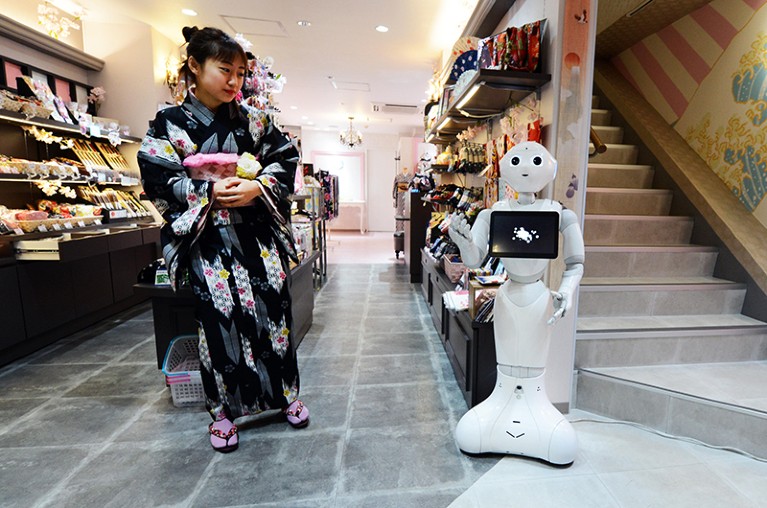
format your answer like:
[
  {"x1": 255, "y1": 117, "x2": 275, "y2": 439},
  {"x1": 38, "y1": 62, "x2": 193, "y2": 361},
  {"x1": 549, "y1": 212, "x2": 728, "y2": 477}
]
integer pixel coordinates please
[{"x1": 182, "y1": 26, "x2": 200, "y2": 43}]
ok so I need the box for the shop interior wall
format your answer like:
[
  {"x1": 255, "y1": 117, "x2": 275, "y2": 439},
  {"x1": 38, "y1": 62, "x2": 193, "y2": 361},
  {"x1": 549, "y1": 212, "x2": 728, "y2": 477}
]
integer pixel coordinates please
[
  {"x1": 82, "y1": 18, "x2": 178, "y2": 146},
  {"x1": 300, "y1": 128, "x2": 399, "y2": 232},
  {"x1": 1, "y1": 3, "x2": 85, "y2": 50}
]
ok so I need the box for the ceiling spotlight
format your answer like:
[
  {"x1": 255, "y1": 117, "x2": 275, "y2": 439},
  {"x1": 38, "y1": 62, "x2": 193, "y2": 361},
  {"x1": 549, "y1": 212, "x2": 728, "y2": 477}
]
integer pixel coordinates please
[
  {"x1": 375, "y1": 25, "x2": 389, "y2": 33},
  {"x1": 297, "y1": 20, "x2": 311, "y2": 27},
  {"x1": 290, "y1": 106, "x2": 298, "y2": 110},
  {"x1": 181, "y1": 8, "x2": 197, "y2": 16}
]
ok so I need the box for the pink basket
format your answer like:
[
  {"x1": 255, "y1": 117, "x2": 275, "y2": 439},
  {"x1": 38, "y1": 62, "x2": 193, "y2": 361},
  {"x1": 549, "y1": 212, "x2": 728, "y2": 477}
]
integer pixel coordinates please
[{"x1": 161, "y1": 335, "x2": 204, "y2": 407}]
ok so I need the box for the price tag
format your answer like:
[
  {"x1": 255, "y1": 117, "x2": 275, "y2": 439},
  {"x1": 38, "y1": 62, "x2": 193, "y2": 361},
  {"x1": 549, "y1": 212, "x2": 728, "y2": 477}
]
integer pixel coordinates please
[
  {"x1": 94, "y1": 219, "x2": 102, "y2": 225},
  {"x1": 77, "y1": 220, "x2": 86, "y2": 228},
  {"x1": 64, "y1": 222, "x2": 74, "y2": 229},
  {"x1": 37, "y1": 224, "x2": 48, "y2": 232},
  {"x1": 90, "y1": 124, "x2": 102, "y2": 137},
  {"x1": 121, "y1": 175, "x2": 129, "y2": 186},
  {"x1": 13, "y1": 228, "x2": 23, "y2": 235},
  {"x1": 52, "y1": 223, "x2": 62, "y2": 231}
]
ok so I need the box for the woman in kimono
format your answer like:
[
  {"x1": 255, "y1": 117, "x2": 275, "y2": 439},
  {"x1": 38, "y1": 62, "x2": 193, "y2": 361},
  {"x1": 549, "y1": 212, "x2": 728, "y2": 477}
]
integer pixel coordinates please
[{"x1": 138, "y1": 26, "x2": 309, "y2": 453}]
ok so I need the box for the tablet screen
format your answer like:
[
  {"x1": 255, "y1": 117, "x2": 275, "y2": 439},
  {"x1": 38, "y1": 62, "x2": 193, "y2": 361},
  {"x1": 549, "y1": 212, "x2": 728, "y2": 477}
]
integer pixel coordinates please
[{"x1": 488, "y1": 211, "x2": 559, "y2": 259}]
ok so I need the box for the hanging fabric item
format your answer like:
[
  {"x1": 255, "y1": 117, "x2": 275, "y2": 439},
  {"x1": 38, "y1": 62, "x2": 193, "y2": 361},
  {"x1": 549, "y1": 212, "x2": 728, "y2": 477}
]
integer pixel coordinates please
[{"x1": 392, "y1": 167, "x2": 413, "y2": 232}]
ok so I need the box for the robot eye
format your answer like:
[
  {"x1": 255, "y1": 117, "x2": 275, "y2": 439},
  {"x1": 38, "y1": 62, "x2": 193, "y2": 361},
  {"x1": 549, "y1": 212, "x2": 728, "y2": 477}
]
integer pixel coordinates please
[
  {"x1": 532, "y1": 156, "x2": 543, "y2": 165},
  {"x1": 511, "y1": 156, "x2": 520, "y2": 165}
]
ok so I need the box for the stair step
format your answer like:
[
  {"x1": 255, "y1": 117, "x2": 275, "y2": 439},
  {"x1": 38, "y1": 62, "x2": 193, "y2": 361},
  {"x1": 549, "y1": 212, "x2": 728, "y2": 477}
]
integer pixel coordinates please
[
  {"x1": 576, "y1": 317, "x2": 767, "y2": 367},
  {"x1": 591, "y1": 125, "x2": 623, "y2": 144},
  {"x1": 578, "y1": 281, "x2": 747, "y2": 317},
  {"x1": 582, "y1": 275, "x2": 728, "y2": 285},
  {"x1": 584, "y1": 214, "x2": 694, "y2": 245},
  {"x1": 588, "y1": 143, "x2": 639, "y2": 164},
  {"x1": 584, "y1": 245, "x2": 718, "y2": 278},
  {"x1": 577, "y1": 313, "x2": 767, "y2": 333},
  {"x1": 591, "y1": 108, "x2": 612, "y2": 126},
  {"x1": 586, "y1": 187, "x2": 672, "y2": 216},
  {"x1": 587, "y1": 163, "x2": 654, "y2": 189},
  {"x1": 576, "y1": 364, "x2": 767, "y2": 458},
  {"x1": 591, "y1": 95, "x2": 599, "y2": 109}
]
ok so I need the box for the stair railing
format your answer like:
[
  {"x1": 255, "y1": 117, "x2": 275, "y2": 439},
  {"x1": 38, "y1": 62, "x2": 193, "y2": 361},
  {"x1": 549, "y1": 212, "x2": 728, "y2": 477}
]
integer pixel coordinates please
[{"x1": 589, "y1": 127, "x2": 607, "y2": 158}]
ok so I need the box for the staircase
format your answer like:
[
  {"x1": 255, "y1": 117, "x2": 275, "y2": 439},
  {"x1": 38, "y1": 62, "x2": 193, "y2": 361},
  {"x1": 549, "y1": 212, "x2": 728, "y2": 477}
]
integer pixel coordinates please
[{"x1": 574, "y1": 96, "x2": 767, "y2": 458}]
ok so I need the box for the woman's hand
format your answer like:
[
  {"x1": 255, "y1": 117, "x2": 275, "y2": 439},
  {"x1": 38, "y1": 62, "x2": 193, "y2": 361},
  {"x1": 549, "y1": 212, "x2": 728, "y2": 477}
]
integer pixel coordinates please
[{"x1": 212, "y1": 177, "x2": 262, "y2": 208}]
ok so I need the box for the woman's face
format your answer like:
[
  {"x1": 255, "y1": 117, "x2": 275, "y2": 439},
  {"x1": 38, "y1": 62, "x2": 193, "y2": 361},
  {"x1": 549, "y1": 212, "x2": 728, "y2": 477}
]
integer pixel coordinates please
[{"x1": 189, "y1": 54, "x2": 246, "y2": 110}]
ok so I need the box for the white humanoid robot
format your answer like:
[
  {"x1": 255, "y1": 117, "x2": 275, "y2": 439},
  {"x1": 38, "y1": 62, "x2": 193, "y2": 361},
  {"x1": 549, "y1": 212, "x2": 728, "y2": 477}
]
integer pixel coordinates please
[{"x1": 448, "y1": 141, "x2": 584, "y2": 465}]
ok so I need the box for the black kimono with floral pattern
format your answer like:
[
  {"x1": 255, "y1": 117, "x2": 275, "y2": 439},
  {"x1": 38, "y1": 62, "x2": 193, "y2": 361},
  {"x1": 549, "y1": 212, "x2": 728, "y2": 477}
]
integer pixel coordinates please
[{"x1": 138, "y1": 93, "x2": 301, "y2": 420}]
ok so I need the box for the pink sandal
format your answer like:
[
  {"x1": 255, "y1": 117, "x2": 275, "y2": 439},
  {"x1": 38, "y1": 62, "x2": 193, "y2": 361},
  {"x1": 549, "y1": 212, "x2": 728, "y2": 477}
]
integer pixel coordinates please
[
  {"x1": 284, "y1": 400, "x2": 310, "y2": 428},
  {"x1": 209, "y1": 418, "x2": 238, "y2": 453}
]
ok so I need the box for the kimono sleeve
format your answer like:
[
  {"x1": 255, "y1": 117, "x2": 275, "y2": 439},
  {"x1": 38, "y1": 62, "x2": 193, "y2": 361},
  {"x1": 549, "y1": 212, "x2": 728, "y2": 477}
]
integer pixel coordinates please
[
  {"x1": 137, "y1": 109, "x2": 212, "y2": 239},
  {"x1": 247, "y1": 109, "x2": 299, "y2": 223}
]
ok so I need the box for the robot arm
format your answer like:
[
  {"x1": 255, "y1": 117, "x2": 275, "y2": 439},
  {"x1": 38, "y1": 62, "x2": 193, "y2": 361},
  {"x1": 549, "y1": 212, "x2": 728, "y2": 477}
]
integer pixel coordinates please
[
  {"x1": 448, "y1": 209, "x2": 491, "y2": 268},
  {"x1": 549, "y1": 208, "x2": 585, "y2": 325}
]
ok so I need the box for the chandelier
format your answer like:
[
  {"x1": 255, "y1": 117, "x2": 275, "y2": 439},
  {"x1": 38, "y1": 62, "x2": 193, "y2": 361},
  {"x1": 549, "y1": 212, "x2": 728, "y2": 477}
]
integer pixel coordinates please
[{"x1": 339, "y1": 117, "x2": 363, "y2": 148}]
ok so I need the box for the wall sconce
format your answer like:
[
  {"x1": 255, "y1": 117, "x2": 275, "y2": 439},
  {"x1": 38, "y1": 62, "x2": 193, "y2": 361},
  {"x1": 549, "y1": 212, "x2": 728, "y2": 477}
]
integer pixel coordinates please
[{"x1": 164, "y1": 56, "x2": 179, "y2": 96}]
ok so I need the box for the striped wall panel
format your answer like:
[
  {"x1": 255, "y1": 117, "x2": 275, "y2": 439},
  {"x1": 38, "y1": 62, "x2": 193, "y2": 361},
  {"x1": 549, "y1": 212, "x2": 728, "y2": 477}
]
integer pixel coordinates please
[{"x1": 610, "y1": 0, "x2": 766, "y2": 123}]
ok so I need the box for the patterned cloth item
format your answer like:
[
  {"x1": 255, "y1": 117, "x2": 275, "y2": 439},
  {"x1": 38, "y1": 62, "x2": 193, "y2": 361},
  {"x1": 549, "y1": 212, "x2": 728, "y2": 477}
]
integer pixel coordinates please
[{"x1": 137, "y1": 91, "x2": 301, "y2": 420}]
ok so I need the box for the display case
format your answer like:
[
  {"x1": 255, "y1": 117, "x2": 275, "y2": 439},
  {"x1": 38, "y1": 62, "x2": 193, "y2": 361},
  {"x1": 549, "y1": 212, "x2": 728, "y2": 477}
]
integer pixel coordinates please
[
  {"x1": 420, "y1": 247, "x2": 496, "y2": 408},
  {"x1": 403, "y1": 191, "x2": 432, "y2": 283},
  {"x1": 0, "y1": 88, "x2": 159, "y2": 366}
]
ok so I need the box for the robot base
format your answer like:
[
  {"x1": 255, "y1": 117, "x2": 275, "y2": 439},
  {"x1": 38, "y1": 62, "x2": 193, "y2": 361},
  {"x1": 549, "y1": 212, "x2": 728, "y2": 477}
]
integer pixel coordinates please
[{"x1": 455, "y1": 368, "x2": 577, "y2": 466}]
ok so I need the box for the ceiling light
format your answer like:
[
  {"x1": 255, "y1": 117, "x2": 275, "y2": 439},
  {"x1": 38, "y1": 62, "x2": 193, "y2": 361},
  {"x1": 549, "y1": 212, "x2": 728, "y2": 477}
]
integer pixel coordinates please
[
  {"x1": 297, "y1": 20, "x2": 311, "y2": 27},
  {"x1": 290, "y1": 106, "x2": 298, "y2": 110},
  {"x1": 375, "y1": 25, "x2": 389, "y2": 33},
  {"x1": 340, "y1": 117, "x2": 363, "y2": 148},
  {"x1": 181, "y1": 8, "x2": 197, "y2": 16}
]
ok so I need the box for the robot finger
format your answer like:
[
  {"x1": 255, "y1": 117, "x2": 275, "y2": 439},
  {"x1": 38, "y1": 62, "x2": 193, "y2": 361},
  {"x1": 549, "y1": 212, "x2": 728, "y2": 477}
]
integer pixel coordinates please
[{"x1": 547, "y1": 307, "x2": 565, "y2": 325}]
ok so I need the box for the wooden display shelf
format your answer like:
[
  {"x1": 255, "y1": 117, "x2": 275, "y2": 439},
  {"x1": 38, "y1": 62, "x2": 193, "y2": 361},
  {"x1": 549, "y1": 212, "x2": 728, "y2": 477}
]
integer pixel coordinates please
[{"x1": 0, "y1": 216, "x2": 156, "y2": 244}]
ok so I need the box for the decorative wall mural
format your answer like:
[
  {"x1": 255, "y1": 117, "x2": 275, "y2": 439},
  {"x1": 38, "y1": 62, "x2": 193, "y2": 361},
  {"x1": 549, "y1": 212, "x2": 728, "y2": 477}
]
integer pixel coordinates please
[{"x1": 684, "y1": 34, "x2": 767, "y2": 212}]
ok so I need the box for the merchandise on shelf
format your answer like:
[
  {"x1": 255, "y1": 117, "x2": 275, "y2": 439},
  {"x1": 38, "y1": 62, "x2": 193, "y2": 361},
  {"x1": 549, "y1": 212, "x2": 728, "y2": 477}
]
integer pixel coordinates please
[
  {"x1": 409, "y1": 172, "x2": 435, "y2": 192},
  {"x1": 0, "y1": 201, "x2": 102, "y2": 234},
  {"x1": 317, "y1": 170, "x2": 339, "y2": 220},
  {"x1": 76, "y1": 186, "x2": 151, "y2": 218},
  {"x1": 0, "y1": 89, "x2": 52, "y2": 119},
  {"x1": 18, "y1": 76, "x2": 73, "y2": 124},
  {"x1": 477, "y1": 19, "x2": 543, "y2": 72},
  {"x1": 290, "y1": 222, "x2": 313, "y2": 259}
]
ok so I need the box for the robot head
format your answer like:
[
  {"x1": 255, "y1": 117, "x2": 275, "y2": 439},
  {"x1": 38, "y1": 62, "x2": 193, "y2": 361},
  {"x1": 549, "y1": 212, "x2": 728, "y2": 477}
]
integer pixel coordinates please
[{"x1": 499, "y1": 142, "x2": 557, "y2": 194}]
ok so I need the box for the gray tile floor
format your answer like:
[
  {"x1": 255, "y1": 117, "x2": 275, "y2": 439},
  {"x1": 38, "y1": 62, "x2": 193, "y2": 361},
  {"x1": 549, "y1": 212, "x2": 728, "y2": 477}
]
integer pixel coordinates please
[
  {"x1": 0, "y1": 263, "x2": 498, "y2": 507},
  {"x1": 2, "y1": 261, "x2": 766, "y2": 507}
]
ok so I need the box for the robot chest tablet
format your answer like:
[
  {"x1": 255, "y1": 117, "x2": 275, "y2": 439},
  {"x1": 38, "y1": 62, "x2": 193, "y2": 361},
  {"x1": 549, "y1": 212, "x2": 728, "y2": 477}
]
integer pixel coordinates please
[{"x1": 488, "y1": 210, "x2": 560, "y2": 259}]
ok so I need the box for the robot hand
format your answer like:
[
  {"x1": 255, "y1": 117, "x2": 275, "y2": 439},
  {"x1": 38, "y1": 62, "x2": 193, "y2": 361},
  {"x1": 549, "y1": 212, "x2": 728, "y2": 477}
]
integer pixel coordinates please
[
  {"x1": 447, "y1": 212, "x2": 473, "y2": 249},
  {"x1": 547, "y1": 290, "x2": 571, "y2": 325}
]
